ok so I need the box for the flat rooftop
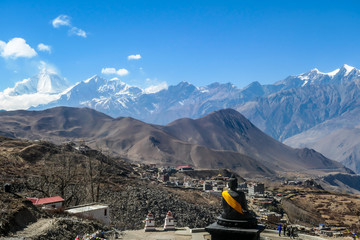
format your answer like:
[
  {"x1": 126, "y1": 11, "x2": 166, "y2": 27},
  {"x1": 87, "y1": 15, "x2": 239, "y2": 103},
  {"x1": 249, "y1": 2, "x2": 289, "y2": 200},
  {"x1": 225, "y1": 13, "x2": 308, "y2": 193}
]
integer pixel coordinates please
[{"x1": 66, "y1": 204, "x2": 108, "y2": 214}]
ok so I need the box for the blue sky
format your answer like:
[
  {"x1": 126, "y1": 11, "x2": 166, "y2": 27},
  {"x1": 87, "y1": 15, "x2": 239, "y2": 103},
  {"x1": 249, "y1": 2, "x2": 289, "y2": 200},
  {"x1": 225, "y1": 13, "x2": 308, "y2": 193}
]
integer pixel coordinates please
[{"x1": 1, "y1": 0, "x2": 360, "y2": 91}]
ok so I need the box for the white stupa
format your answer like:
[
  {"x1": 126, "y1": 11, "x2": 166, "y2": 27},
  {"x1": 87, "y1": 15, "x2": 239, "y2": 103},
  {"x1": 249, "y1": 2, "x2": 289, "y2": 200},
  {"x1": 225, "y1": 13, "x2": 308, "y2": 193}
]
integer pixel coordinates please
[
  {"x1": 144, "y1": 212, "x2": 156, "y2": 232},
  {"x1": 163, "y1": 211, "x2": 176, "y2": 231}
]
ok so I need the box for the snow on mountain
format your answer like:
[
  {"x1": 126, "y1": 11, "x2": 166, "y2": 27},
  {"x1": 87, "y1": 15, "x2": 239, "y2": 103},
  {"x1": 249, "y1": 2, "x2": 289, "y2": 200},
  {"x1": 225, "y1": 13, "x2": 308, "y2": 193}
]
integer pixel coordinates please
[
  {"x1": 33, "y1": 75, "x2": 154, "y2": 116},
  {"x1": 144, "y1": 82, "x2": 168, "y2": 94},
  {"x1": 0, "y1": 64, "x2": 69, "y2": 110},
  {"x1": 300, "y1": 64, "x2": 356, "y2": 79},
  {"x1": 29, "y1": 64, "x2": 360, "y2": 123},
  {"x1": 342, "y1": 64, "x2": 355, "y2": 76},
  {"x1": 326, "y1": 68, "x2": 340, "y2": 77},
  {"x1": 4, "y1": 63, "x2": 360, "y2": 129},
  {"x1": 58, "y1": 75, "x2": 143, "y2": 104},
  {"x1": 275, "y1": 64, "x2": 360, "y2": 89},
  {"x1": 7, "y1": 64, "x2": 69, "y2": 96}
]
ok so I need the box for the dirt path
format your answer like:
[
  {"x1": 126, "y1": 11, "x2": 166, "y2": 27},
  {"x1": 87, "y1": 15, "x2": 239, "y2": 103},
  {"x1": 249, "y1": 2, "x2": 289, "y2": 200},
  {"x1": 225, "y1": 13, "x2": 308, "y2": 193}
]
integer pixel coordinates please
[{"x1": 13, "y1": 218, "x2": 57, "y2": 239}]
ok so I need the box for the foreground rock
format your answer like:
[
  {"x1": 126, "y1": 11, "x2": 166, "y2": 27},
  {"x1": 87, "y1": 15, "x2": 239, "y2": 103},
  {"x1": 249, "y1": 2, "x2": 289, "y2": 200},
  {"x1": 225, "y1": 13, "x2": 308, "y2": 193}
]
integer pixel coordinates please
[
  {"x1": 104, "y1": 184, "x2": 221, "y2": 229},
  {"x1": 13, "y1": 218, "x2": 108, "y2": 240},
  {"x1": 0, "y1": 191, "x2": 46, "y2": 236}
]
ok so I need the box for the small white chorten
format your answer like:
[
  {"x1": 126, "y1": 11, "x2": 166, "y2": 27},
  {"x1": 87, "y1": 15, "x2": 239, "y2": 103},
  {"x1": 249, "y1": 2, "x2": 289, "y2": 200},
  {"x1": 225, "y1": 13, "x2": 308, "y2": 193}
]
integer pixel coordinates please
[
  {"x1": 163, "y1": 211, "x2": 176, "y2": 231},
  {"x1": 144, "y1": 212, "x2": 156, "y2": 232}
]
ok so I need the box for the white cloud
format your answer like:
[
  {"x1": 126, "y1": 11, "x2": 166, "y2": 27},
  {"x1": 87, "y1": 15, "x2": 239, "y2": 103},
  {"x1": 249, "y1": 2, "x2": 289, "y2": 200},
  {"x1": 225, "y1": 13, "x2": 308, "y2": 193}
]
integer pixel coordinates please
[
  {"x1": 101, "y1": 68, "x2": 117, "y2": 74},
  {"x1": 128, "y1": 54, "x2": 142, "y2": 60},
  {"x1": 52, "y1": 15, "x2": 87, "y2": 38},
  {"x1": 0, "y1": 92, "x2": 61, "y2": 110},
  {"x1": 101, "y1": 67, "x2": 129, "y2": 76},
  {"x1": 116, "y1": 68, "x2": 129, "y2": 76},
  {"x1": 69, "y1": 27, "x2": 87, "y2": 38},
  {"x1": 0, "y1": 41, "x2": 5, "y2": 50},
  {"x1": 52, "y1": 15, "x2": 71, "y2": 28},
  {"x1": 0, "y1": 38, "x2": 37, "y2": 59},
  {"x1": 37, "y1": 43, "x2": 51, "y2": 53},
  {"x1": 38, "y1": 61, "x2": 58, "y2": 75},
  {"x1": 144, "y1": 82, "x2": 168, "y2": 94}
]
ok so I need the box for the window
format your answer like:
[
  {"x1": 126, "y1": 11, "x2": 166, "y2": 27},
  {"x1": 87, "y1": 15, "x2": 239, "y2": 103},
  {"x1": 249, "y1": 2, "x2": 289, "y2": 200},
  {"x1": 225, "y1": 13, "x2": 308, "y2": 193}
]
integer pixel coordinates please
[{"x1": 104, "y1": 209, "x2": 107, "y2": 216}]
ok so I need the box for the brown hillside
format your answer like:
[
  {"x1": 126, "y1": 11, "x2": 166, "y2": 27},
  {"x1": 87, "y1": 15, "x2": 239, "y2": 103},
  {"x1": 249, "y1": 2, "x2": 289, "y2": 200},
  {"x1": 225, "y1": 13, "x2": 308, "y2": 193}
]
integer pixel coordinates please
[
  {"x1": 0, "y1": 107, "x2": 350, "y2": 177},
  {"x1": 161, "y1": 108, "x2": 349, "y2": 173},
  {"x1": 0, "y1": 107, "x2": 273, "y2": 177}
]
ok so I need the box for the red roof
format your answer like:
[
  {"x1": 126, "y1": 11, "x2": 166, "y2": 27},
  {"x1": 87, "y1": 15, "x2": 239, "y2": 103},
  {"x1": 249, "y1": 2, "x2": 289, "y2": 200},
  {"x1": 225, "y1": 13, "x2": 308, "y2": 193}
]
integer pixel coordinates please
[{"x1": 26, "y1": 196, "x2": 64, "y2": 205}]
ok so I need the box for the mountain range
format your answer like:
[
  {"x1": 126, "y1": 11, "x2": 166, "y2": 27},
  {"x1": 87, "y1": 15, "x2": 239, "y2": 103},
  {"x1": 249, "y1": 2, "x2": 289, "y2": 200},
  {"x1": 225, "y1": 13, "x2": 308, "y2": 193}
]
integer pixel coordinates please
[
  {"x1": 1, "y1": 64, "x2": 360, "y2": 173},
  {"x1": 0, "y1": 107, "x2": 351, "y2": 177}
]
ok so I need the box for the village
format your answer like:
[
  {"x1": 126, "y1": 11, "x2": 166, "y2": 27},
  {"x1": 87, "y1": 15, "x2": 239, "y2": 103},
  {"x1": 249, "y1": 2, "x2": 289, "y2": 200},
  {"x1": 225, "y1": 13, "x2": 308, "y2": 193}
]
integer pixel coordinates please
[{"x1": 16, "y1": 164, "x2": 359, "y2": 240}]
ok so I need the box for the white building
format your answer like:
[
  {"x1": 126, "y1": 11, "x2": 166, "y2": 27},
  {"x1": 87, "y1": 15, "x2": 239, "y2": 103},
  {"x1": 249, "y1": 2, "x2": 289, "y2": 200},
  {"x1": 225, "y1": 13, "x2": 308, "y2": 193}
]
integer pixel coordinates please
[
  {"x1": 66, "y1": 203, "x2": 110, "y2": 225},
  {"x1": 248, "y1": 183, "x2": 265, "y2": 196}
]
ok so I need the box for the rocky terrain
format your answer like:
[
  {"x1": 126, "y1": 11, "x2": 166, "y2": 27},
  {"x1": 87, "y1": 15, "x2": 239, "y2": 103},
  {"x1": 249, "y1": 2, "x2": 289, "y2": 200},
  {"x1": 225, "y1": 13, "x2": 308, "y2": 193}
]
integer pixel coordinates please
[
  {"x1": 0, "y1": 191, "x2": 46, "y2": 236},
  {"x1": 267, "y1": 185, "x2": 360, "y2": 231},
  {"x1": 105, "y1": 184, "x2": 220, "y2": 230},
  {"x1": 318, "y1": 173, "x2": 360, "y2": 195},
  {"x1": 0, "y1": 107, "x2": 351, "y2": 177},
  {"x1": 0, "y1": 136, "x2": 221, "y2": 238}
]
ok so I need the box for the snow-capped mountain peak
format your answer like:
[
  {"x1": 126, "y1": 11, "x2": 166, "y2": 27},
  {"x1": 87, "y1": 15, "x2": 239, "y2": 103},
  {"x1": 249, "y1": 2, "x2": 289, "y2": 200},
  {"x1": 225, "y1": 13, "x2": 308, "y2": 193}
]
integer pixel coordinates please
[
  {"x1": 340, "y1": 64, "x2": 355, "y2": 76},
  {"x1": 275, "y1": 64, "x2": 360, "y2": 89},
  {"x1": 310, "y1": 68, "x2": 320, "y2": 73},
  {"x1": 4, "y1": 65, "x2": 69, "y2": 96},
  {"x1": 36, "y1": 66, "x2": 69, "y2": 94},
  {"x1": 0, "y1": 64, "x2": 69, "y2": 110},
  {"x1": 301, "y1": 65, "x2": 358, "y2": 80},
  {"x1": 84, "y1": 75, "x2": 100, "y2": 83}
]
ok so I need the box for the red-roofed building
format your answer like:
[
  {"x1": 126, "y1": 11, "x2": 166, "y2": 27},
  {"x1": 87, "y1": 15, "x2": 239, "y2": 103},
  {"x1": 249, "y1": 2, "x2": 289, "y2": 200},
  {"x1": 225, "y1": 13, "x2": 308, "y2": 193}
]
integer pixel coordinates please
[
  {"x1": 177, "y1": 165, "x2": 194, "y2": 172},
  {"x1": 26, "y1": 196, "x2": 64, "y2": 209}
]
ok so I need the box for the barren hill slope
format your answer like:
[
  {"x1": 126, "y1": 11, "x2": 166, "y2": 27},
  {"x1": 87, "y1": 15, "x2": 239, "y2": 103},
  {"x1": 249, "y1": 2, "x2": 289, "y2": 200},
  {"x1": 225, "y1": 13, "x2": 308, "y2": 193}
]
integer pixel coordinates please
[
  {"x1": 160, "y1": 109, "x2": 349, "y2": 173},
  {"x1": 0, "y1": 107, "x2": 273, "y2": 177},
  {"x1": 0, "y1": 107, "x2": 351, "y2": 177}
]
